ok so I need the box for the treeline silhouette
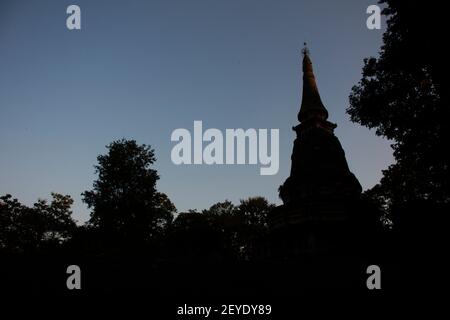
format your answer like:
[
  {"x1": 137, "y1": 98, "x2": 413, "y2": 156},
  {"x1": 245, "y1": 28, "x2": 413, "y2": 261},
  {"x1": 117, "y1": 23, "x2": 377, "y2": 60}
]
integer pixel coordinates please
[
  {"x1": 1, "y1": 139, "x2": 284, "y2": 295},
  {"x1": 0, "y1": 138, "x2": 445, "y2": 297},
  {"x1": 1, "y1": 139, "x2": 274, "y2": 260}
]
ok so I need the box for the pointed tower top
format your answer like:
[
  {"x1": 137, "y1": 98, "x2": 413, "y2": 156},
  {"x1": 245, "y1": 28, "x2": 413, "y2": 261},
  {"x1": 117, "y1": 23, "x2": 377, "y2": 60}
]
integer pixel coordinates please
[
  {"x1": 298, "y1": 45, "x2": 329, "y2": 122},
  {"x1": 301, "y1": 42, "x2": 310, "y2": 57}
]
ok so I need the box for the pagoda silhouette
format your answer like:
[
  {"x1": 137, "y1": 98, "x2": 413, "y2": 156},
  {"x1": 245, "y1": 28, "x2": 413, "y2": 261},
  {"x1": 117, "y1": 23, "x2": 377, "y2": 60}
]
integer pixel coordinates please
[{"x1": 266, "y1": 46, "x2": 377, "y2": 258}]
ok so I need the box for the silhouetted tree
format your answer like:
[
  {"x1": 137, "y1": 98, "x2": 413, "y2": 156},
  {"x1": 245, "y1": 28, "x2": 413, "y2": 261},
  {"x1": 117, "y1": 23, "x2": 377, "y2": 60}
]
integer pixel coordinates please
[
  {"x1": 236, "y1": 197, "x2": 274, "y2": 228},
  {"x1": 0, "y1": 193, "x2": 76, "y2": 253},
  {"x1": 347, "y1": 1, "x2": 449, "y2": 214},
  {"x1": 233, "y1": 197, "x2": 275, "y2": 259},
  {"x1": 201, "y1": 198, "x2": 275, "y2": 259},
  {"x1": 203, "y1": 200, "x2": 235, "y2": 217},
  {"x1": 167, "y1": 210, "x2": 225, "y2": 261},
  {"x1": 82, "y1": 139, "x2": 175, "y2": 244},
  {"x1": 167, "y1": 202, "x2": 240, "y2": 262},
  {"x1": 167, "y1": 198, "x2": 275, "y2": 262}
]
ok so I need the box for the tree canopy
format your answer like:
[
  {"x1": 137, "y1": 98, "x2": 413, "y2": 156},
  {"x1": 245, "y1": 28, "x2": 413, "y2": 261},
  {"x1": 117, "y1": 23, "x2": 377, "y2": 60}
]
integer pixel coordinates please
[
  {"x1": 82, "y1": 139, "x2": 175, "y2": 242},
  {"x1": 347, "y1": 0, "x2": 449, "y2": 210},
  {"x1": 0, "y1": 193, "x2": 76, "y2": 253}
]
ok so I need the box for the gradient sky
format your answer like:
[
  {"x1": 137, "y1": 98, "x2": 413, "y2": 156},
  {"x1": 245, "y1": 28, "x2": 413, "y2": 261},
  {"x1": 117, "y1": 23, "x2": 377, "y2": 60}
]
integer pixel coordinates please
[{"x1": 0, "y1": 0, "x2": 393, "y2": 223}]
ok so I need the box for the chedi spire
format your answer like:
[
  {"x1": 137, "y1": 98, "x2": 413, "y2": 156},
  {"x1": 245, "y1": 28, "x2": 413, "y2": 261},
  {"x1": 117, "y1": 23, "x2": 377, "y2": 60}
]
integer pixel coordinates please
[
  {"x1": 277, "y1": 44, "x2": 362, "y2": 212},
  {"x1": 298, "y1": 44, "x2": 329, "y2": 122},
  {"x1": 265, "y1": 45, "x2": 375, "y2": 257}
]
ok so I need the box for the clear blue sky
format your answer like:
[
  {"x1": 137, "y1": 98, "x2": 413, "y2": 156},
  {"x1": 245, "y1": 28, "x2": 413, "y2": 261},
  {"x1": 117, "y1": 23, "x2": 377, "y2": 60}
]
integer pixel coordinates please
[{"x1": 0, "y1": 0, "x2": 393, "y2": 223}]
